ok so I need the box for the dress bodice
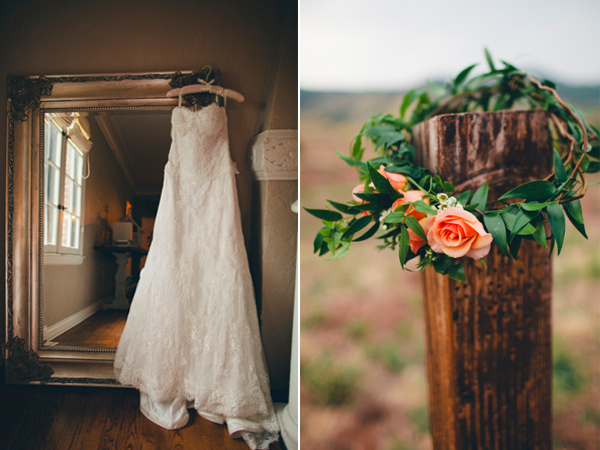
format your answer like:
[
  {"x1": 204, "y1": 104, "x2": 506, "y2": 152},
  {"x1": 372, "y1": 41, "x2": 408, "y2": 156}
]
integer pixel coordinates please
[{"x1": 167, "y1": 103, "x2": 233, "y2": 180}]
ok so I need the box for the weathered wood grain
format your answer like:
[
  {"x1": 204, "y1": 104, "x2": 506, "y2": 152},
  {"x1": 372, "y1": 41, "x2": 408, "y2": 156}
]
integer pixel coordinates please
[{"x1": 413, "y1": 110, "x2": 553, "y2": 449}]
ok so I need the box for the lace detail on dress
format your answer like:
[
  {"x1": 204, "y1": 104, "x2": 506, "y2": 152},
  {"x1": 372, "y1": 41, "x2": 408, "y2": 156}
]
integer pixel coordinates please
[{"x1": 114, "y1": 103, "x2": 279, "y2": 450}]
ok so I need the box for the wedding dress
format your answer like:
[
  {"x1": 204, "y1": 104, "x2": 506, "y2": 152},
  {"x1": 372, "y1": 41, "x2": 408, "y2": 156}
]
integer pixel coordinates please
[{"x1": 114, "y1": 103, "x2": 280, "y2": 450}]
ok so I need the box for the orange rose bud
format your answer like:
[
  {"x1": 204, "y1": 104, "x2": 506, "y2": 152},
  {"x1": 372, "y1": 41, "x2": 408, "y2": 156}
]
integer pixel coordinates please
[
  {"x1": 391, "y1": 190, "x2": 430, "y2": 220},
  {"x1": 378, "y1": 165, "x2": 407, "y2": 192},
  {"x1": 407, "y1": 216, "x2": 435, "y2": 253},
  {"x1": 352, "y1": 184, "x2": 365, "y2": 202}
]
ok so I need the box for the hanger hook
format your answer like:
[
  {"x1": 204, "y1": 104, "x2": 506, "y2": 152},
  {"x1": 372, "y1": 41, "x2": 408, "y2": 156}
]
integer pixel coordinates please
[{"x1": 200, "y1": 65, "x2": 212, "y2": 83}]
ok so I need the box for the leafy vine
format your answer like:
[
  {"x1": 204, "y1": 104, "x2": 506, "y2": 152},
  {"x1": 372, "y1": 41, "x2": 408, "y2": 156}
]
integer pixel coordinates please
[{"x1": 305, "y1": 50, "x2": 598, "y2": 281}]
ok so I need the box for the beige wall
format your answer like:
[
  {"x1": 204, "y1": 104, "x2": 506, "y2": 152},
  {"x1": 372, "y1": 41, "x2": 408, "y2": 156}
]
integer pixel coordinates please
[
  {"x1": 43, "y1": 118, "x2": 134, "y2": 328},
  {"x1": 252, "y1": 180, "x2": 298, "y2": 396},
  {"x1": 0, "y1": 0, "x2": 298, "y2": 391}
]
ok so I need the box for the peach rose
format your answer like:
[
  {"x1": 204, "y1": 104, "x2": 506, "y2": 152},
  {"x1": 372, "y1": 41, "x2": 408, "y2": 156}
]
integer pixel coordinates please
[
  {"x1": 427, "y1": 207, "x2": 493, "y2": 259},
  {"x1": 407, "y1": 216, "x2": 435, "y2": 253},
  {"x1": 378, "y1": 165, "x2": 407, "y2": 191},
  {"x1": 352, "y1": 184, "x2": 365, "y2": 202},
  {"x1": 391, "y1": 190, "x2": 430, "y2": 220}
]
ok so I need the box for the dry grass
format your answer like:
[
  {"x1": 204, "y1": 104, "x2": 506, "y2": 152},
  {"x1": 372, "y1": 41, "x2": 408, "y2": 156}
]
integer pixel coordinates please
[{"x1": 300, "y1": 93, "x2": 600, "y2": 449}]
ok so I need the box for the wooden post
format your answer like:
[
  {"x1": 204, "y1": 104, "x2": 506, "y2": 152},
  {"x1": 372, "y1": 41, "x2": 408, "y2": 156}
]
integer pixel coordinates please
[{"x1": 412, "y1": 110, "x2": 553, "y2": 449}]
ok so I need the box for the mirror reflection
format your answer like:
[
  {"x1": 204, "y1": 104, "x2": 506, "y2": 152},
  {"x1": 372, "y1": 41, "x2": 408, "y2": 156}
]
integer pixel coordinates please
[{"x1": 42, "y1": 109, "x2": 173, "y2": 349}]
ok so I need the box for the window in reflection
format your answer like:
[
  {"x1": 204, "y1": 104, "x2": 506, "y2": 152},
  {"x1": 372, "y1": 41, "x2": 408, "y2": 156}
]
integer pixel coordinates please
[{"x1": 44, "y1": 115, "x2": 86, "y2": 256}]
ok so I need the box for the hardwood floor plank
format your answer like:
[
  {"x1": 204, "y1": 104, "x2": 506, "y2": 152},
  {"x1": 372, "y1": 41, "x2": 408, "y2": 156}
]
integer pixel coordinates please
[
  {"x1": 140, "y1": 408, "x2": 173, "y2": 450},
  {"x1": 1, "y1": 385, "x2": 283, "y2": 450},
  {"x1": 97, "y1": 389, "x2": 138, "y2": 450},
  {"x1": 113, "y1": 390, "x2": 140, "y2": 450},
  {"x1": 68, "y1": 389, "x2": 112, "y2": 450},
  {"x1": 170, "y1": 413, "x2": 199, "y2": 450},
  {"x1": 6, "y1": 386, "x2": 65, "y2": 450},
  {"x1": 43, "y1": 389, "x2": 88, "y2": 449},
  {"x1": 52, "y1": 310, "x2": 128, "y2": 348}
]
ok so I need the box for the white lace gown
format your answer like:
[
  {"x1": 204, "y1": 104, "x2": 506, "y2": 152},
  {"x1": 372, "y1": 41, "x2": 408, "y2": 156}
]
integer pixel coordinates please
[{"x1": 114, "y1": 103, "x2": 280, "y2": 450}]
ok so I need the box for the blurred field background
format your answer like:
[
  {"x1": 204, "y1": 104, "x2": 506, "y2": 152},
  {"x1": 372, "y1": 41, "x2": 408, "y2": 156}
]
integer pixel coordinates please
[{"x1": 299, "y1": 89, "x2": 600, "y2": 449}]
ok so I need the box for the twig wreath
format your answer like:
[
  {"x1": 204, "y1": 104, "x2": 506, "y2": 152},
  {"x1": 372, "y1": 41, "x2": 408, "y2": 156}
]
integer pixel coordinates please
[{"x1": 305, "y1": 50, "x2": 599, "y2": 282}]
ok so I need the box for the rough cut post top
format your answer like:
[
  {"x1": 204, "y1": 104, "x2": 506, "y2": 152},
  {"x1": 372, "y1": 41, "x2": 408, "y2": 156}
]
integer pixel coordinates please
[{"x1": 412, "y1": 110, "x2": 552, "y2": 201}]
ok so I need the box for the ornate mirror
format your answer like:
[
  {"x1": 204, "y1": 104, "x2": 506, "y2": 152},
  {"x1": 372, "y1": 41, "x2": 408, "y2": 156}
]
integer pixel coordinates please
[{"x1": 5, "y1": 70, "x2": 219, "y2": 385}]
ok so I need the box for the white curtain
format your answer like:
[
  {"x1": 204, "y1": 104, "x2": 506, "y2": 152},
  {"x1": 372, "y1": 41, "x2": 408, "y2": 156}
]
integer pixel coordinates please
[{"x1": 49, "y1": 113, "x2": 93, "y2": 153}]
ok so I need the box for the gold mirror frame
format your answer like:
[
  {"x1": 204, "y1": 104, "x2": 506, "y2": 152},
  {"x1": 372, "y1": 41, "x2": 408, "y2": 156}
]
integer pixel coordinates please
[{"x1": 5, "y1": 72, "x2": 201, "y2": 385}]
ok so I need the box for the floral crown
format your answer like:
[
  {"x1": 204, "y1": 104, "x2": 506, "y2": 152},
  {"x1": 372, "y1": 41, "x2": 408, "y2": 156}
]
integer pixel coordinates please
[{"x1": 305, "y1": 50, "x2": 598, "y2": 282}]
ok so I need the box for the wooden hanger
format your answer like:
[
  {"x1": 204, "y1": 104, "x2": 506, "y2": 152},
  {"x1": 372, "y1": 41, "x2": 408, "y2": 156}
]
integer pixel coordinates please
[{"x1": 166, "y1": 79, "x2": 244, "y2": 108}]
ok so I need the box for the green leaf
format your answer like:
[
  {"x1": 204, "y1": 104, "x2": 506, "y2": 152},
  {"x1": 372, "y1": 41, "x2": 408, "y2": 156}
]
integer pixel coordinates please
[
  {"x1": 516, "y1": 222, "x2": 537, "y2": 236},
  {"x1": 448, "y1": 263, "x2": 465, "y2": 282},
  {"x1": 405, "y1": 215, "x2": 427, "y2": 241},
  {"x1": 433, "y1": 255, "x2": 454, "y2": 275},
  {"x1": 484, "y1": 48, "x2": 496, "y2": 72},
  {"x1": 563, "y1": 199, "x2": 587, "y2": 238},
  {"x1": 354, "y1": 192, "x2": 394, "y2": 204},
  {"x1": 509, "y1": 235, "x2": 522, "y2": 260},
  {"x1": 327, "y1": 238, "x2": 336, "y2": 256},
  {"x1": 479, "y1": 258, "x2": 487, "y2": 270},
  {"x1": 383, "y1": 212, "x2": 406, "y2": 224},
  {"x1": 532, "y1": 223, "x2": 548, "y2": 248},
  {"x1": 318, "y1": 240, "x2": 329, "y2": 256},
  {"x1": 443, "y1": 181, "x2": 455, "y2": 193},
  {"x1": 327, "y1": 200, "x2": 360, "y2": 215},
  {"x1": 548, "y1": 235, "x2": 555, "y2": 260},
  {"x1": 384, "y1": 164, "x2": 424, "y2": 180},
  {"x1": 400, "y1": 89, "x2": 416, "y2": 120},
  {"x1": 353, "y1": 221, "x2": 380, "y2": 242},
  {"x1": 521, "y1": 201, "x2": 555, "y2": 211},
  {"x1": 412, "y1": 200, "x2": 437, "y2": 215},
  {"x1": 500, "y1": 205, "x2": 519, "y2": 231},
  {"x1": 483, "y1": 212, "x2": 510, "y2": 257},
  {"x1": 563, "y1": 198, "x2": 584, "y2": 224},
  {"x1": 354, "y1": 202, "x2": 387, "y2": 212},
  {"x1": 304, "y1": 207, "x2": 343, "y2": 222},
  {"x1": 367, "y1": 163, "x2": 402, "y2": 201},
  {"x1": 454, "y1": 64, "x2": 477, "y2": 88},
  {"x1": 398, "y1": 226, "x2": 410, "y2": 268},
  {"x1": 553, "y1": 148, "x2": 567, "y2": 183},
  {"x1": 341, "y1": 215, "x2": 372, "y2": 240},
  {"x1": 498, "y1": 180, "x2": 556, "y2": 202},
  {"x1": 588, "y1": 145, "x2": 600, "y2": 159},
  {"x1": 586, "y1": 161, "x2": 600, "y2": 173},
  {"x1": 364, "y1": 125, "x2": 405, "y2": 150},
  {"x1": 432, "y1": 175, "x2": 444, "y2": 193},
  {"x1": 326, "y1": 243, "x2": 350, "y2": 261},
  {"x1": 457, "y1": 190, "x2": 472, "y2": 205},
  {"x1": 335, "y1": 150, "x2": 362, "y2": 167},
  {"x1": 471, "y1": 183, "x2": 489, "y2": 211},
  {"x1": 351, "y1": 134, "x2": 364, "y2": 161},
  {"x1": 546, "y1": 202, "x2": 565, "y2": 255},
  {"x1": 511, "y1": 208, "x2": 540, "y2": 238},
  {"x1": 580, "y1": 155, "x2": 590, "y2": 172},
  {"x1": 500, "y1": 60, "x2": 519, "y2": 71},
  {"x1": 313, "y1": 231, "x2": 325, "y2": 254}
]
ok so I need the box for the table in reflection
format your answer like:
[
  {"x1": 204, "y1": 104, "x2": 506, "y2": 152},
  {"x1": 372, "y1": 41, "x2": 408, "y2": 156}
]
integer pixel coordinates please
[{"x1": 94, "y1": 245, "x2": 148, "y2": 310}]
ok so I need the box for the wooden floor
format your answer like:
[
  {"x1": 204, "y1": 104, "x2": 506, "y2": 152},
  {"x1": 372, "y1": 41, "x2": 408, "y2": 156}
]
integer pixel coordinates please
[
  {"x1": 0, "y1": 384, "x2": 283, "y2": 450},
  {"x1": 51, "y1": 310, "x2": 128, "y2": 348}
]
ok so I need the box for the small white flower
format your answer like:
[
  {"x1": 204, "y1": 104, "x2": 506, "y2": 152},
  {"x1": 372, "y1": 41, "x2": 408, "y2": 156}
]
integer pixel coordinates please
[
  {"x1": 448, "y1": 196, "x2": 457, "y2": 207},
  {"x1": 437, "y1": 193, "x2": 449, "y2": 203},
  {"x1": 456, "y1": 203, "x2": 464, "y2": 209},
  {"x1": 379, "y1": 208, "x2": 392, "y2": 221}
]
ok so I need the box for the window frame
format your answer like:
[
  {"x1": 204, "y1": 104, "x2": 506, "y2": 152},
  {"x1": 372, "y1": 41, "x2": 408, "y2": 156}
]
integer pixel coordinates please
[{"x1": 43, "y1": 115, "x2": 87, "y2": 263}]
